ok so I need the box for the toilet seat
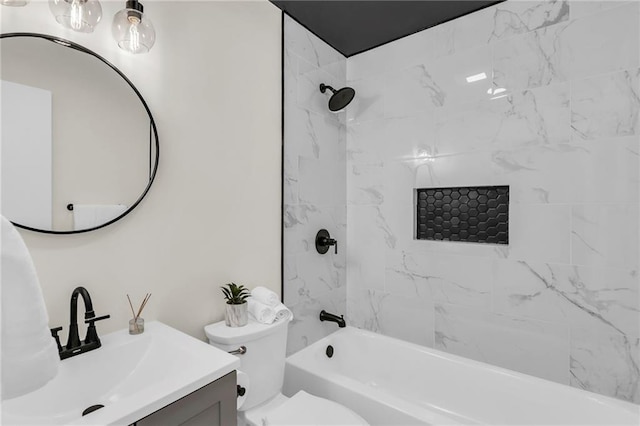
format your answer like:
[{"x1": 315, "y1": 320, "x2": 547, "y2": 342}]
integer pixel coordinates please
[{"x1": 260, "y1": 390, "x2": 369, "y2": 425}]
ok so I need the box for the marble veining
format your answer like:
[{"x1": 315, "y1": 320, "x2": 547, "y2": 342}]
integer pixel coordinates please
[
  {"x1": 435, "y1": 82, "x2": 570, "y2": 156},
  {"x1": 570, "y1": 325, "x2": 639, "y2": 403},
  {"x1": 495, "y1": 260, "x2": 639, "y2": 336},
  {"x1": 489, "y1": 0, "x2": 570, "y2": 41},
  {"x1": 386, "y1": 251, "x2": 493, "y2": 308},
  {"x1": 493, "y1": 138, "x2": 639, "y2": 204},
  {"x1": 571, "y1": 204, "x2": 639, "y2": 270},
  {"x1": 433, "y1": 0, "x2": 570, "y2": 58},
  {"x1": 434, "y1": 303, "x2": 570, "y2": 383},
  {"x1": 571, "y1": 68, "x2": 640, "y2": 140},
  {"x1": 494, "y1": 2, "x2": 639, "y2": 92},
  {"x1": 493, "y1": 21, "x2": 568, "y2": 90},
  {"x1": 347, "y1": 287, "x2": 435, "y2": 347},
  {"x1": 384, "y1": 64, "x2": 445, "y2": 117},
  {"x1": 348, "y1": 163, "x2": 384, "y2": 205}
]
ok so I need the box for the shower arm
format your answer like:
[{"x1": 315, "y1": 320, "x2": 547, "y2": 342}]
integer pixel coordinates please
[{"x1": 319, "y1": 83, "x2": 337, "y2": 94}]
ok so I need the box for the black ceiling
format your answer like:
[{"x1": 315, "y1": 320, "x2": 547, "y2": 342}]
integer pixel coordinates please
[{"x1": 271, "y1": 1, "x2": 503, "y2": 57}]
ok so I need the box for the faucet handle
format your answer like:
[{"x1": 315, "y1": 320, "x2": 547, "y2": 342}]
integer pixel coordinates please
[
  {"x1": 84, "y1": 314, "x2": 110, "y2": 345},
  {"x1": 50, "y1": 326, "x2": 63, "y2": 353},
  {"x1": 84, "y1": 314, "x2": 110, "y2": 324}
]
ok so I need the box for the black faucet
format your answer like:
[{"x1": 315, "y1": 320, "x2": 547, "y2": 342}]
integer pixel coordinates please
[
  {"x1": 50, "y1": 286, "x2": 110, "y2": 360},
  {"x1": 319, "y1": 310, "x2": 346, "y2": 328}
]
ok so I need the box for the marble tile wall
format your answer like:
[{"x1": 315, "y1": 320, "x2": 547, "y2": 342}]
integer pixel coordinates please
[
  {"x1": 345, "y1": 0, "x2": 640, "y2": 403},
  {"x1": 283, "y1": 16, "x2": 348, "y2": 355}
]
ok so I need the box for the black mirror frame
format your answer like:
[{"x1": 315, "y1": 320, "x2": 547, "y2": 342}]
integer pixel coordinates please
[{"x1": 1, "y1": 32, "x2": 159, "y2": 235}]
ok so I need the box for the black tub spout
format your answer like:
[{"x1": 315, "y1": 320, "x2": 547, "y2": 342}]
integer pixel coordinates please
[{"x1": 319, "y1": 310, "x2": 346, "y2": 328}]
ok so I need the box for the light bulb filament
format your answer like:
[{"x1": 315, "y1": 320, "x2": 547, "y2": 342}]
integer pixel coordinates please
[
  {"x1": 128, "y1": 21, "x2": 140, "y2": 53},
  {"x1": 70, "y1": 0, "x2": 84, "y2": 30}
]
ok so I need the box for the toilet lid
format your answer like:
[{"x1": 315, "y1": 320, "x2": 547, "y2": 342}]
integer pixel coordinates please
[{"x1": 264, "y1": 391, "x2": 369, "y2": 426}]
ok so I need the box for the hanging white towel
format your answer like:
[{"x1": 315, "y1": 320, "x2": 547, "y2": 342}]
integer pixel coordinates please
[
  {"x1": 251, "y1": 286, "x2": 279, "y2": 307},
  {"x1": 73, "y1": 204, "x2": 127, "y2": 230},
  {"x1": 247, "y1": 298, "x2": 276, "y2": 324},
  {"x1": 1, "y1": 215, "x2": 59, "y2": 400},
  {"x1": 274, "y1": 302, "x2": 293, "y2": 322}
]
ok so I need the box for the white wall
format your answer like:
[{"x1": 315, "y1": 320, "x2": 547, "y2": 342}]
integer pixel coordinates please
[{"x1": 1, "y1": 0, "x2": 282, "y2": 340}]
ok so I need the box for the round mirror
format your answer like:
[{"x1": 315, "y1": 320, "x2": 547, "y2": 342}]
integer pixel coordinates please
[{"x1": 0, "y1": 33, "x2": 159, "y2": 234}]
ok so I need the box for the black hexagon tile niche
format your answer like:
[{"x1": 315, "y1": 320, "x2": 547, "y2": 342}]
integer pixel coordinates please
[{"x1": 416, "y1": 186, "x2": 509, "y2": 244}]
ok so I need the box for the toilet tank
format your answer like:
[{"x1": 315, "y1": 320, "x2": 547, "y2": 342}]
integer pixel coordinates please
[{"x1": 204, "y1": 318, "x2": 290, "y2": 411}]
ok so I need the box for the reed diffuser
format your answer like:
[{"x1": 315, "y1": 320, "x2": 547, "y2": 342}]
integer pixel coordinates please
[{"x1": 127, "y1": 293, "x2": 151, "y2": 335}]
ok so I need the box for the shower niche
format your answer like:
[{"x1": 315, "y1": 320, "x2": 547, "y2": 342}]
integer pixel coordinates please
[{"x1": 415, "y1": 186, "x2": 509, "y2": 244}]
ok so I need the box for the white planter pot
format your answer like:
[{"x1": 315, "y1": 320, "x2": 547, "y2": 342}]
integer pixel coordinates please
[{"x1": 225, "y1": 302, "x2": 248, "y2": 327}]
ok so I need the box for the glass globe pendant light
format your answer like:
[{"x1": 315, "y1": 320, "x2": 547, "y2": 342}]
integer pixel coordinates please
[
  {"x1": 112, "y1": 0, "x2": 155, "y2": 54},
  {"x1": 0, "y1": 0, "x2": 29, "y2": 7},
  {"x1": 48, "y1": 0, "x2": 102, "y2": 33}
]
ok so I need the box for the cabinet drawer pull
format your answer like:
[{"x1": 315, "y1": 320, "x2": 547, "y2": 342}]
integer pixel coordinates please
[{"x1": 237, "y1": 385, "x2": 246, "y2": 397}]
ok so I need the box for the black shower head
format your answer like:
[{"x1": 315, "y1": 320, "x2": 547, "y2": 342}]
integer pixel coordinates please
[{"x1": 320, "y1": 83, "x2": 355, "y2": 112}]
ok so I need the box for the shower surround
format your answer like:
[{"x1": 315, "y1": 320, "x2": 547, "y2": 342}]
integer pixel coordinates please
[
  {"x1": 283, "y1": 16, "x2": 348, "y2": 355},
  {"x1": 283, "y1": 0, "x2": 640, "y2": 403}
]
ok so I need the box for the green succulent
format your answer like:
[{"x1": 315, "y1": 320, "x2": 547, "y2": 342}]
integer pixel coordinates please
[{"x1": 221, "y1": 282, "x2": 250, "y2": 305}]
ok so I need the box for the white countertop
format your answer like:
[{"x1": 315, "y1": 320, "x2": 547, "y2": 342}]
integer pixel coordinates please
[{"x1": 2, "y1": 321, "x2": 240, "y2": 425}]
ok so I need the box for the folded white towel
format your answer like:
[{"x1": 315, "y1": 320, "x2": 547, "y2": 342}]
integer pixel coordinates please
[
  {"x1": 274, "y1": 303, "x2": 293, "y2": 322},
  {"x1": 73, "y1": 204, "x2": 127, "y2": 230},
  {"x1": 1, "y1": 215, "x2": 59, "y2": 400},
  {"x1": 247, "y1": 298, "x2": 276, "y2": 324},
  {"x1": 251, "y1": 286, "x2": 279, "y2": 307}
]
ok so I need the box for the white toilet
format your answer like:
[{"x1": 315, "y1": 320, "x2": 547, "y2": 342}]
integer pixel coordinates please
[{"x1": 204, "y1": 318, "x2": 369, "y2": 426}]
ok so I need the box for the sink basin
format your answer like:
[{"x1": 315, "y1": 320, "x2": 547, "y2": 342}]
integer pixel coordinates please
[{"x1": 2, "y1": 321, "x2": 240, "y2": 425}]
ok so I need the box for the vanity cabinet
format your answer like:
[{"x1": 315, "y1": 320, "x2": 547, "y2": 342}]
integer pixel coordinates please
[{"x1": 133, "y1": 371, "x2": 237, "y2": 426}]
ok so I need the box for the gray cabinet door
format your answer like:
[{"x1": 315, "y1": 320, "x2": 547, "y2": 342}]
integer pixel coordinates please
[{"x1": 136, "y1": 371, "x2": 237, "y2": 426}]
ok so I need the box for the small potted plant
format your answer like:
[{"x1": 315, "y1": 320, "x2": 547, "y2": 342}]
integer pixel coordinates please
[{"x1": 221, "y1": 282, "x2": 250, "y2": 327}]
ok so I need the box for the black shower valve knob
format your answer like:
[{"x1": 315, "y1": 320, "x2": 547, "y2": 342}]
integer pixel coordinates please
[{"x1": 315, "y1": 229, "x2": 337, "y2": 254}]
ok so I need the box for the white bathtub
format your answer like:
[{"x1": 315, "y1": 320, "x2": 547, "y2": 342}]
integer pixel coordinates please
[{"x1": 283, "y1": 327, "x2": 639, "y2": 425}]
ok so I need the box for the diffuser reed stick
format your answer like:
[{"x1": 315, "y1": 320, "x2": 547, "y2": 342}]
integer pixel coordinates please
[
  {"x1": 127, "y1": 294, "x2": 137, "y2": 319},
  {"x1": 137, "y1": 293, "x2": 151, "y2": 319},
  {"x1": 127, "y1": 293, "x2": 151, "y2": 333}
]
